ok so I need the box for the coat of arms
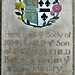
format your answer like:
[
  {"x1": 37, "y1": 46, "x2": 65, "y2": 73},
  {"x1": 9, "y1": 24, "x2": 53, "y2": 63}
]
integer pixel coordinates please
[{"x1": 15, "y1": 0, "x2": 62, "y2": 28}]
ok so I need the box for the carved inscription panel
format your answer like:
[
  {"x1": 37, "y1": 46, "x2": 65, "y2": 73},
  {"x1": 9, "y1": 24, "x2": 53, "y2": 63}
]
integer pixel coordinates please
[{"x1": 2, "y1": 0, "x2": 73, "y2": 75}]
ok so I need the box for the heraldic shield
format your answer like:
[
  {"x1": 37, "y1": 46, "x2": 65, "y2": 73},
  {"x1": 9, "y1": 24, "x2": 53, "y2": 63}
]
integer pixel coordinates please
[{"x1": 15, "y1": 0, "x2": 62, "y2": 28}]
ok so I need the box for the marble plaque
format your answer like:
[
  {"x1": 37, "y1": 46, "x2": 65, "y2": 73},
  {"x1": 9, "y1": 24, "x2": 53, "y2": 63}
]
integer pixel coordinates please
[{"x1": 2, "y1": 0, "x2": 73, "y2": 75}]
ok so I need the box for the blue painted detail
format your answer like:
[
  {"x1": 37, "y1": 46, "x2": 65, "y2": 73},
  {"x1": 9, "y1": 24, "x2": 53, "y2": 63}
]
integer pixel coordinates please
[{"x1": 23, "y1": 0, "x2": 38, "y2": 24}]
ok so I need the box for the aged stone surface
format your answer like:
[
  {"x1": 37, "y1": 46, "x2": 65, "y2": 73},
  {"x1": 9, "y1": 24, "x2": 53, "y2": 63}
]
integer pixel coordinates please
[{"x1": 2, "y1": 0, "x2": 73, "y2": 75}]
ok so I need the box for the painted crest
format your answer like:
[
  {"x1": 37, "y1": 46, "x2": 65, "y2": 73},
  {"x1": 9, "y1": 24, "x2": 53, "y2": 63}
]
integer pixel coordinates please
[{"x1": 15, "y1": 0, "x2": 62, "y2": 28}]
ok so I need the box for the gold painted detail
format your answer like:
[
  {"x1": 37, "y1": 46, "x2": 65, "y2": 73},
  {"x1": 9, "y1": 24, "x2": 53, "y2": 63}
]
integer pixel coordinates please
[
  {"x1": 25, "y1": 11, "x2": 37, "y2": 13},
  {"x1": 29, "y1": 14, "x2": 36, "y2": 21},
  {"x1": 25, "y1": 7, "x2": 36, "y2": 10},
  {"x1": 25, "y1": 0, "x2": 31, "y2": 6},
  {"x1": 32, "y1": 0, "x2": 37, "y2": 6}
]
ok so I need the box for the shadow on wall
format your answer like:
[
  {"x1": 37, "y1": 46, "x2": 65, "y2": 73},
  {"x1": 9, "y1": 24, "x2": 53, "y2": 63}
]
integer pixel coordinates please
[{"x1": 0, "y1": 0, "x2": 1, "y2": 74}]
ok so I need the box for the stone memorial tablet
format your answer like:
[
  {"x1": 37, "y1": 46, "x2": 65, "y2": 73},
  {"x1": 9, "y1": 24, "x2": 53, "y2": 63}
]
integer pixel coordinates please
[{"x1": 2, "y1": 0, "x2": 73, "y2": 75}]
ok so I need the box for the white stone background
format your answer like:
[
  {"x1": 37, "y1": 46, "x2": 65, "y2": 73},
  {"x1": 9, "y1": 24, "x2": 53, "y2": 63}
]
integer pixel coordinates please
[
  {"x1": 1, "y1": 0, "x2": 74, "y2": 75},
  {"x1": 0, "y1": 0, "x2": 75, "y2": 74}
]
